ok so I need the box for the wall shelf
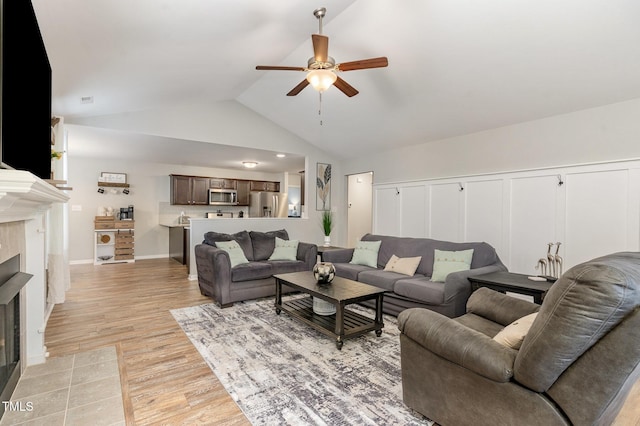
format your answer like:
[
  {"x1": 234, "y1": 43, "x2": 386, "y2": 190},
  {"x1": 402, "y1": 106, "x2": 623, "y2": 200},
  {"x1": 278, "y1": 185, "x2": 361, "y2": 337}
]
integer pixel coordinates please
[
  {"x1": 44, "y1": 179, "x2": 73, "y2": 191},
  {"x1": 98, "y1": 182, "x2": 130, "y2": 188}
]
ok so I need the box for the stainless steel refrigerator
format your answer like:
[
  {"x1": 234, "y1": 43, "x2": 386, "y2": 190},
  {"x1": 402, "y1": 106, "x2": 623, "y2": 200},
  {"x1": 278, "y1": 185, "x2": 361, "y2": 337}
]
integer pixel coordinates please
[{"x1": 249, "y1": 192, "x2": 288, "y2": 218}]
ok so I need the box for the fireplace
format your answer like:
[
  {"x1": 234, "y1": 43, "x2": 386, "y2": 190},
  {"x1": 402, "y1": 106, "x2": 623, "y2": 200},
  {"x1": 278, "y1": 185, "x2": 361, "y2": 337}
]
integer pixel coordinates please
[
  {"x1": 0, "y1": 254, "x2": 32, "y2": 418},
  {"x1": 0, "y1": 169, "x2": 69, "y2": 419}
]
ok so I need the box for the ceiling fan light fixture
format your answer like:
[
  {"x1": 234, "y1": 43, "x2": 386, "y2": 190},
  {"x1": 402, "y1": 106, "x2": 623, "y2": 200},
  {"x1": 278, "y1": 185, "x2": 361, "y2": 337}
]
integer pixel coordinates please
[
  {"x1": 242, "y1": 161, "x2": 258, "y2": 168},
  {"x1": 306, "y1": 69, "x2": 337, "y2": 93}
]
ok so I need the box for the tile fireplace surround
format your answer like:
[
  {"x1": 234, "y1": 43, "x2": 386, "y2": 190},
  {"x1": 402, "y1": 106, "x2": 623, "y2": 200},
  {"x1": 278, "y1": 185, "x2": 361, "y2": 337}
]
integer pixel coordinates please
[{"x1": 0, "y1": 169, "x2": 69, "y2": 416}]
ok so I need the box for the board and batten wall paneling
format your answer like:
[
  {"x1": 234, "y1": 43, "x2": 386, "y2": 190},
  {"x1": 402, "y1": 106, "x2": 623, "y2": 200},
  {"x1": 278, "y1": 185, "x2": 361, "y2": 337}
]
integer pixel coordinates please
[
  {"x1": 429, "y1": 183, "x2": 463, "y2": 242},
  {"x1": 464, "y1": 179, "x2": 504, "y2": 254},
  {"x1": 373, "y1": 186, "x2": 400, "y2": 236},
  {"x1": 399, "y1": 184, "x2": 428, "y2": 237},
  {"x1": 373, "y1": 159, "x2": 640, "y2": 274},
  {"x1": 564, "y1": 169, "x2": 635, "y2": 268},
  {"x1": 509, "y1": 175, "x2": 561, "y2": 275}
]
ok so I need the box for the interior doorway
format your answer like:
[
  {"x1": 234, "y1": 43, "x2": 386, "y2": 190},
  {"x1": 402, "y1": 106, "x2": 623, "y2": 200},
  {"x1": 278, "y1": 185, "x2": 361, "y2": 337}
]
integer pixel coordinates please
[{"x1": 347, "y1": 172, "x2": 373, "y2": 247}]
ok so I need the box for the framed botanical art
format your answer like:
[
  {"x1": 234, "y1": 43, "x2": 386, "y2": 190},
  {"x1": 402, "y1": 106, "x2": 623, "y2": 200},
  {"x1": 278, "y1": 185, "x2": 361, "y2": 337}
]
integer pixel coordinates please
[{"x1": 316, "y1": 163, "x2": 331, "y2": 211}]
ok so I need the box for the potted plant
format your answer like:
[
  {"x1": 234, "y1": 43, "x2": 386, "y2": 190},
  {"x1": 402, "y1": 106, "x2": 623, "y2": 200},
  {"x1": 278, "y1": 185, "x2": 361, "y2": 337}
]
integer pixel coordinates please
[{"x1": 322, "y1": 210, "x2": 333, "y2": 247}]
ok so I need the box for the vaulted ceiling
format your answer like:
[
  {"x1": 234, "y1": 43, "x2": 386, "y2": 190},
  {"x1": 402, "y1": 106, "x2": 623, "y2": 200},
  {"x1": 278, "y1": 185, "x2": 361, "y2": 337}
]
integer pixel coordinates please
[{"x1": 33, "y1": 0, "x2": 640, "y2": 168}]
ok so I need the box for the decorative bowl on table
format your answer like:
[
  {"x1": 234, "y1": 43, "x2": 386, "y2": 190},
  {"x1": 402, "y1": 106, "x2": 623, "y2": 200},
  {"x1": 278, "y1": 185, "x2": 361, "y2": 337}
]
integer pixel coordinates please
[{"x1": 313, "y1": 262, "x2": 336, "y2": 284}]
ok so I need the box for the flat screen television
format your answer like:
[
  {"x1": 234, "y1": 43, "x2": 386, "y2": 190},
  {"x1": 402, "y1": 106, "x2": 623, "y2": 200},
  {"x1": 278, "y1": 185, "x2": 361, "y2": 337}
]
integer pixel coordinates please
[{"x1": 0, "y1": 0, "x2": 53, "y2": 180}]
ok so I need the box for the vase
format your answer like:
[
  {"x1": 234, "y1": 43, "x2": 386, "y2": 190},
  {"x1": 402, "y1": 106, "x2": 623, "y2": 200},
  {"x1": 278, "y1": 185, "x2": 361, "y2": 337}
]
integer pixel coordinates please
[
  {"x1": 323, "y1": 235, "x2": 331, "y2": 247},
  {"x1": 313, "y1": 262, "x2": 336, "y2": 284},
  {"x1": 312, "y1": 297, "x2": 336, "y2": 316}
]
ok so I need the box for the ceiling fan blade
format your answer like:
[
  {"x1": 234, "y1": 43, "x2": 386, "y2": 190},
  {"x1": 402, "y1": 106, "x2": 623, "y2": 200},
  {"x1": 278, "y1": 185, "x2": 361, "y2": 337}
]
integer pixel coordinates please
[
  {"x1": 286, "y1": 79, "x2": 310, "y2": 96},
  {"x1": 333, "y1": 76, "x2": 359, "y2": 97},
  {"x1": 337, "y1": 57, "x2": 388, "y2": 72},
  {"x1": 256, "y1": 65, "x2": 306, "y2": 71},
  {"x1": 312, "y1": 34, "x2": 329, "y2": 63}
]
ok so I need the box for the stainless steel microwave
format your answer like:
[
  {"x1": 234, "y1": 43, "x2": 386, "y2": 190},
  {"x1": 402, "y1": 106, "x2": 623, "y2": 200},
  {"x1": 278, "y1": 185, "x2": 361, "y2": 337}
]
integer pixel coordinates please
[{"x1": 209, "y1": 188, "x2": 238, "y2": 205}]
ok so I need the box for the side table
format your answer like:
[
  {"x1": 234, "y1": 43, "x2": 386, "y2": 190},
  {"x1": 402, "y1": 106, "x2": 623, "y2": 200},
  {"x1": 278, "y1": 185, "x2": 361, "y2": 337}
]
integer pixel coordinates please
[
  {"x1": 317, "y1": 245, "x2": 345, "y2": 262},
  {"x1": 468, "y1": 271, "x2": 555, "y2": 304}
]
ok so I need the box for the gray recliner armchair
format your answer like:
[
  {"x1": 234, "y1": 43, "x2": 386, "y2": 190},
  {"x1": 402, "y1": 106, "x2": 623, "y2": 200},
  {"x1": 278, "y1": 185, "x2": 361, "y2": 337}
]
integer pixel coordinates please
[{"x1": 397, "y1": 252, "x2": 640, "y2": 426}]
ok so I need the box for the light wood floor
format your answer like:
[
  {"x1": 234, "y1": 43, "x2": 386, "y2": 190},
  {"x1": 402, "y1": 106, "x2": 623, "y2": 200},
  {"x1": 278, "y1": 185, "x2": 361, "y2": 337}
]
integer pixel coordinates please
[
  {"x1": 45, "y1": 258, "x2": 250, "y2": 425},
  {"x1": 45, "y1": 258, "x2": 640, "y2": 425}
]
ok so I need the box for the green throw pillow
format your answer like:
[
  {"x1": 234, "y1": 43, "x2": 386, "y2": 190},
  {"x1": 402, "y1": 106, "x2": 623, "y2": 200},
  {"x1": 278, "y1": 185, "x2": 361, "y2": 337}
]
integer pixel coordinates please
[
  {"x1": 268, "y1": 237, "x2": 299, "y2": 261},
  {"x1": 215, "y1": 240, "x2": 249, "y2": 268},
  {"x1": 431, "y1": 249, "x2": 474, "y2": 282},
  {"x1": 350, "y1": 240, "x2": 382, "y2": 268}
]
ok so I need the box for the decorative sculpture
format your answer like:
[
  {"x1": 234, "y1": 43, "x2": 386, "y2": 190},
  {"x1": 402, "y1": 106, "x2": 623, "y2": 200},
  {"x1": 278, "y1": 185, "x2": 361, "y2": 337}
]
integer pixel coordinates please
[
  {"x1": 313, "y1": 262, "x2": 336, "y2": 283},
  {"x1": 536, "y1": 242, "x2": 563, "y2": 278}
]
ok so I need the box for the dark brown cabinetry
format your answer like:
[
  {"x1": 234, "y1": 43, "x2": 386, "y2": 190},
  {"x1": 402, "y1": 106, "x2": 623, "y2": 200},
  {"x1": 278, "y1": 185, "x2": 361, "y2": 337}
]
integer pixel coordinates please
[
  {"x1": 170, "y1": 175, "x2": 210, "y2": 205},
  {"x1": 236, "y1": 180, "x2": 251, "y2": 205},
  {"x1": 250, "y1": 180, "x2": 280, "y2": 192},
  {"x1": 169, "y1": 226, "x2": 189, "y2": 265},
  {"x1": 210, "y1": 178, "x2": 237, "y2": 189},
  {"x1": 171, "y1": 174, "x2": 281, "y2": 205}
]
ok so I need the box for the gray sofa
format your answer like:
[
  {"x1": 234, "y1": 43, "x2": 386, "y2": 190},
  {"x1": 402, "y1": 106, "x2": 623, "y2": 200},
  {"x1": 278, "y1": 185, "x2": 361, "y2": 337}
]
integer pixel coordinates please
[
  {"x1": 321, "y1": 233, "x2": 506, "y2": 317},
  {"x1": 195, "y1": 229, "x2": 318, "y2": 307},
  {"x1": 397, "y1": 251, "x2": 640, "y2": 425}
]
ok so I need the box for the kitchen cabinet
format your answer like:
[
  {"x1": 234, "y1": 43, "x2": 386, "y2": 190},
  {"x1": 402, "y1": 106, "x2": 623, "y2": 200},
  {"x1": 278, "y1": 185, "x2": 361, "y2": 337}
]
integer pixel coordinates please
[
  {"x1": 236, "y1": 180, "x2": 251, "y2": 205},
  {"x1": 250, "y1": 180, "x2": 280, "y2": 192},
  {"x1": 170, "y1": 175, "x2": 209, "y2": 205},
  {"x1": 169, "y1": 226, "x2": 189, "y2": 265},
  {"x1": 210, "y1": 178, "x2": 237, "y2": 189},
  {"x1": 94, "y1": 218, "x2": 135, "y2": 265}
]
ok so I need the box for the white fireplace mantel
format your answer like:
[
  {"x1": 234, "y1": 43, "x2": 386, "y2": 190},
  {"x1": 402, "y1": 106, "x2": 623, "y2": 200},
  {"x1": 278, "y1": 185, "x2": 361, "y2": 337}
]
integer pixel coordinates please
[
  {"x1": 0, "y1": 169, "x2": 69, "y2": 223},
  {"x1": 0, "y1": 169, "x2": 69, "y2": 367}
]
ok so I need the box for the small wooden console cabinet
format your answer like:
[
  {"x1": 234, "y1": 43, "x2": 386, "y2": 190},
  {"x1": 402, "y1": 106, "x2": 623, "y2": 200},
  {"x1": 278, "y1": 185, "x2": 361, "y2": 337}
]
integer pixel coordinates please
[{"x1": 94, "y1": 217, "x2": 135, "y2": 265}]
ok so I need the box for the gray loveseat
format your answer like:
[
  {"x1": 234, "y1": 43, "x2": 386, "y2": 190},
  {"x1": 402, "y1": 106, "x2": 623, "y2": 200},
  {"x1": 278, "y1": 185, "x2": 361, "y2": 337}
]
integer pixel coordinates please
[
  {"x1": 195, "y1": 229, "x2": 318, "y2": 307},
  {"x1": 397, "y1": 252, "x2": 640, "y2": 425},
  {"x1": 321, "y1": 233, "x2": 506, "y2": 317}
]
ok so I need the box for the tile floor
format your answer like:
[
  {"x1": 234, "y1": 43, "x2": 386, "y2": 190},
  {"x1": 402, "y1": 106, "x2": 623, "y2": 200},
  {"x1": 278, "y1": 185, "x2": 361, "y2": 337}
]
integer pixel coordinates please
[{"x1": 0, "y1": 346, "x2": 125, "y2": 426}]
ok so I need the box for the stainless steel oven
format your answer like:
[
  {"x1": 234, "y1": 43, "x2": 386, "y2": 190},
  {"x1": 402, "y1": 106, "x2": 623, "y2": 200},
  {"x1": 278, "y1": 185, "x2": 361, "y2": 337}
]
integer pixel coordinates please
[{"x1": 208, "y1": 188, "x2": 238, "y2": 205}]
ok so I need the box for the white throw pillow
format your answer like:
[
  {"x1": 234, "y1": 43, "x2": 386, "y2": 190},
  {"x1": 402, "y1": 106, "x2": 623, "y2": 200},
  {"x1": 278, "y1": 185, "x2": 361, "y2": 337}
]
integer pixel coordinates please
[
  {"x1": 268, "y1": 237, "x2": 299, "y2": 261},
  {"x1": 493, "y1": 312, "x2": 538, "y2": 349},
  {"x1": 350, "y1": 240, "x2": 382, "y2": 268},
  {"x1": 215, "y1": 240, "x2": 250, "y2": 268},
  {"x1": 383, "y1": 254, "x2": 422, "y2": 276},
  {"x1": 431, "y1": 249, "x2": 474, "y2": 282}
]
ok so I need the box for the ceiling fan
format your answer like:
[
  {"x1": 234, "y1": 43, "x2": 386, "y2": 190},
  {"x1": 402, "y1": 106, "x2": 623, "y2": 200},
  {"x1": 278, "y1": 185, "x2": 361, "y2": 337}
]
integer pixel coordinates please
[{"x1": 256, "y1": 7, "x2": 388, "y2": 97}]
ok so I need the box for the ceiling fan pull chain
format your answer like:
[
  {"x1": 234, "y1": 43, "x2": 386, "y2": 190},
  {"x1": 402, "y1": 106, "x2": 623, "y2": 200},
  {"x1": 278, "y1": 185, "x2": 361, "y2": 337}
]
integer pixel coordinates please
[{"x1": 319, "y1": 92, "x2": 324, "y2": 126}]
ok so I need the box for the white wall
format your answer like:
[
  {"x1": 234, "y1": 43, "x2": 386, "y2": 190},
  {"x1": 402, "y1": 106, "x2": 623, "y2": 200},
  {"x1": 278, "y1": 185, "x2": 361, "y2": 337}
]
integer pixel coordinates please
[
  {"x1": 65, "y1": 101, "x2": 345, "y2": 262},
  {"x1": 67, "y1": 157, "x2": 317, "y2": 263},
  {"x1": 343, "y1": 98, "x2": 640, "y2": 183}
]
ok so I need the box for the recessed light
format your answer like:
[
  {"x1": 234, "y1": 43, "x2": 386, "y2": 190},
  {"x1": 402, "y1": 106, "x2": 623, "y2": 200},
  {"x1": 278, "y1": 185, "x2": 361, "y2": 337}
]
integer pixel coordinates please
[
  {"x1": 243, "y1": 161, "x2": 258, "y2": 168},
  {"x1": 276, "y1": 154, "x2": 286, "y2": 158}
]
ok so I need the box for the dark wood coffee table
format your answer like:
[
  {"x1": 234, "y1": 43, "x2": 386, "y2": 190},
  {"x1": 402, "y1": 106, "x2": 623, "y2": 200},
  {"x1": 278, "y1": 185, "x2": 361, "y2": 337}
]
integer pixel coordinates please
[{"x1": 274, "y1": 271, "x2": 385, "y2": 350}]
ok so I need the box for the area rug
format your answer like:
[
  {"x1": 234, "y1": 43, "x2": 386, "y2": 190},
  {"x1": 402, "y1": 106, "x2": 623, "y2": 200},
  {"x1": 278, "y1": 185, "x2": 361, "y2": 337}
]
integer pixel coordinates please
[{"x1": 171, "y1": 297, "x2": 433, "y2": 425}]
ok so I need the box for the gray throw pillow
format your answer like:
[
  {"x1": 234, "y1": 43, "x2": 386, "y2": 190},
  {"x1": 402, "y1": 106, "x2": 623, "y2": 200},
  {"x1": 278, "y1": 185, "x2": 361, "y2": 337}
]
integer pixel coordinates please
[
  {"x1": 250, "y1": 229, "x2": 289, "y2": 260},
  {"x1": 203, "y1": 230, "x2": 254, "y2": 261}
]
